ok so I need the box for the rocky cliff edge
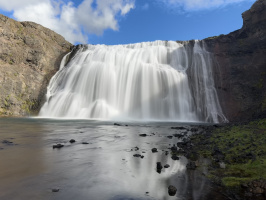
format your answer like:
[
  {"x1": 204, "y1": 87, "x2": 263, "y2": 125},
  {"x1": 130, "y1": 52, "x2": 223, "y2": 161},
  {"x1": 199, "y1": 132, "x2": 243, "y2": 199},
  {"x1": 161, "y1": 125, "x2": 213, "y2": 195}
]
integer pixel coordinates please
[
  {"x1": 0, "y1": 14, "x2": 73, "y2": 116},
  {"x1": 204, "y1": 0, "x2": 266, "y2": 122}
]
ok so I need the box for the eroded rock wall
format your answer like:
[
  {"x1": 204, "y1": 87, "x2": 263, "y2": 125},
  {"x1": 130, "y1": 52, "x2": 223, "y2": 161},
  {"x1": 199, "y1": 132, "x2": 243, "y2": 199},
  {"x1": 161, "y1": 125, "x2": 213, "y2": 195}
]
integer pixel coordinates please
[
  {"x1": 204, "y1": 0, "x2": 266, "y2": 122},
  {"x1": 0, "y1": 14, "x2": 73, "y2": 116}
]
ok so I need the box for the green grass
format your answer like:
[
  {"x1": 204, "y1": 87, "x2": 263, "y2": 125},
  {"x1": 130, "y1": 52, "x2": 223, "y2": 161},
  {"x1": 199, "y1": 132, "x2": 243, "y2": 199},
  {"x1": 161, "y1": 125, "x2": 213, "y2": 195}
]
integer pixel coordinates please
[
  {"x1": 222, "y1": 159, "x2": 266, "y2": 187},
  {"x1": 190, "y1": 119, "x2": 266, "y2": 188}
]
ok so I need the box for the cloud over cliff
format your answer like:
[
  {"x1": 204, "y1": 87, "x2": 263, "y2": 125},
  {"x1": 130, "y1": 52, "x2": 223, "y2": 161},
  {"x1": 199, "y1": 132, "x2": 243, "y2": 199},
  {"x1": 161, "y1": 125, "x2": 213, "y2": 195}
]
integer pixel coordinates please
[{"x1": 0, "y1": 0, "x2": 135, "y2": 44}]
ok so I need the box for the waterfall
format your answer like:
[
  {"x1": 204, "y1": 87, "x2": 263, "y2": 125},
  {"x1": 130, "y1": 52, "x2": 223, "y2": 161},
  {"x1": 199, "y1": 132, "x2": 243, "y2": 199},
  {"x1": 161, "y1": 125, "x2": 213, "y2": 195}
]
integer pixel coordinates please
[{"x1": 39, "y1": 40, "x2": 227, "y2": 123}]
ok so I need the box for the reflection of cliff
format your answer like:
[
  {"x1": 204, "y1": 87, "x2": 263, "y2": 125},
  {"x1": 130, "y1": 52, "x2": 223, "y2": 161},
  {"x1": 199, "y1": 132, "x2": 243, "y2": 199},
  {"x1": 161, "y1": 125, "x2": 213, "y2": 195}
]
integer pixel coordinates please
[
  {"x1": 0, "y1": 14, "x2": 73, "y2": 116},
  {"x1": 204, "y1": 0, "x2": 266, "y2": 122}
]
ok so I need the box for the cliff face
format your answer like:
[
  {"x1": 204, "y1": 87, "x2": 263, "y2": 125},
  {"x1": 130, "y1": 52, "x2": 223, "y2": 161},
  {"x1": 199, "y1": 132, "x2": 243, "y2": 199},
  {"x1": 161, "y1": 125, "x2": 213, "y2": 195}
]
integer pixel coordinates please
[
  {"x1": 204, "y1": 0, "x2": 266, "y2": 122},
  {"x1": 0, "y1": 14, "x2": 73, "y2": 116}
]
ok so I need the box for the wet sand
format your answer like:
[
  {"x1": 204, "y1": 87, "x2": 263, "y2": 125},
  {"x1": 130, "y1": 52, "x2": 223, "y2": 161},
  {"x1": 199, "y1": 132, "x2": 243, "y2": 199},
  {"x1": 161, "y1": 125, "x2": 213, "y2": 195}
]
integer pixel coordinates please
[{"x1": 0, "y1": 118, "x2": 225, "y2": 200}]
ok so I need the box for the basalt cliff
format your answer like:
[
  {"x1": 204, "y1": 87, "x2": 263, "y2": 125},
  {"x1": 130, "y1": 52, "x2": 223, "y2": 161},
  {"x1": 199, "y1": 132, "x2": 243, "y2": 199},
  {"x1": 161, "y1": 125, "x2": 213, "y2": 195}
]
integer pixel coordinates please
[
  {"x1": 0, "y1": 14, "x2": 73, "y2": 116},
  {"x1": 0, "y1": 0, "x2": 265, "y2": 122},
  {"x1": 204, "y1": 0, "x2": 266, "y2": 122}
]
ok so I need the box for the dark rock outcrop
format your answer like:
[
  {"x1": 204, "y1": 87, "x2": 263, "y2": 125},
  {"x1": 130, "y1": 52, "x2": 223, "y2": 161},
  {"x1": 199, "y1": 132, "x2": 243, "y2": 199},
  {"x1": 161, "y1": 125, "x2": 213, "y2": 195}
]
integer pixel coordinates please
[
  {"x1": 0, "y1": 14, "x2": 73, "y2": 116},
  {"x1": 204, "y1": 0, "x2": 266, "y2": 122}
]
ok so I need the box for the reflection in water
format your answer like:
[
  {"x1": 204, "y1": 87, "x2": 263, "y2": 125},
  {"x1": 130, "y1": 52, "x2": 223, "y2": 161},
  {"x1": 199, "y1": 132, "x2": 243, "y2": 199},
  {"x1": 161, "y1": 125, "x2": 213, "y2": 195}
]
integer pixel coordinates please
[{"x1": 0, "y1": 118, "x2": 221, "y2": 200}]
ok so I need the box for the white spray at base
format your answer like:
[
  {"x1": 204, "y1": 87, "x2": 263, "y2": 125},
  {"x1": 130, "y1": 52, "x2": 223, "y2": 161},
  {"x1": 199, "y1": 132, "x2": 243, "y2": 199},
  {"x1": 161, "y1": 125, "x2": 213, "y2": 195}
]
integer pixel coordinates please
[{"x1": 39, "y1": 40, "x2": 227, "y2": 123}]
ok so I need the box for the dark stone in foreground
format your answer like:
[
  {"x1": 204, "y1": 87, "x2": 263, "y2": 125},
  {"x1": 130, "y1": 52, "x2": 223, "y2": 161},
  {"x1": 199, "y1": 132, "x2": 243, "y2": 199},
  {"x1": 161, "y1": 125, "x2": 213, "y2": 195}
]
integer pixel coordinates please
[
  {"x1": 82, "y1": 142, "x2": 89, "y2": 144},
  {"x1": 151, "y1": 148, "x2": 158, "y2": 153},
  {"x1": 114, "y1": 123, "x2": 122, "y2": 126},
  {"x1": 170, "y1": 145, "x2": 177, "y2": 151},
  {"x1": 164, "y1": 164, "x2": 170, "y2": 168},
  {"x1": 173, "y1": 133, "x2": 183, "y2": 138},
  {"x1": 133, "y1": 154, "x2": 144, "y2": 159},
  {"x1": 139, "y1": 134, "x2": 147, "y2": 137},
  {"x1": 171, "y1": 155, "x2": 179, "y2": 160},
  {"x1": 69, "y1": 139, "x2": 76, "y2": 143},
  {"x1": 156, "y1": 162, "x2": 163, "y2": 173},
  {"x1": 52, "y1": 188, "x2": 59, "y2": 192},
  {"x1": 171, "y1": 127, "x2": 186, "y2": 130},
  {"x1": 2, "y1": 140, "x2": 13, "y2": 144},
  {"x1": 168, "y1": 185, "x2": 177, "y2": 196},
  {"x1": 53, "y1": 144, "x2": 64, "y2": 149}
]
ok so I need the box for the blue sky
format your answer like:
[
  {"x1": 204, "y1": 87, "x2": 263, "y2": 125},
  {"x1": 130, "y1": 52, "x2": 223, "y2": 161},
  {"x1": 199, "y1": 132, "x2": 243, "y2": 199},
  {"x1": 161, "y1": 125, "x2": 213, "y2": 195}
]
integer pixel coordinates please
[{"x1": 0, "y1": 0, "x2": 256, "y2": 45}]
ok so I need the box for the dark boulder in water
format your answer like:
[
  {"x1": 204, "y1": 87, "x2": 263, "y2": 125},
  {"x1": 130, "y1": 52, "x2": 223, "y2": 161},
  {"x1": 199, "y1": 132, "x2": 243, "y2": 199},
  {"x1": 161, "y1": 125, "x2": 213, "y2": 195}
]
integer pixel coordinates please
[
  {"x1": 82, "y1": 142, "x2": 89, "y2": 144},
  {"x1": 171, "y1": 155, "x2": 179, "y2": 160},
  {"x1": 156, "y1": 162, "x2": 163, "y2": 173},
  {"x1": 69, "y1": 139, "x2": 76, "y2": 143},
  {"x1": 151, "y1": 148, "x2": 158, "y2": 153},
  {"x1": 164, "y1": 164, "x2": 170, "y2": 168},
  {"x1": 168, "y1": 185, "x2": 177, "y2": 196},
  {"x1": 52, "y1": 188, "x2": 59, "y2": 192},
  {"x1": 53, "y1": 144, "x2": 64, "y2": 149},
  {"x1": 139, "y1": 134, "x2": 147, "y2": 137}
]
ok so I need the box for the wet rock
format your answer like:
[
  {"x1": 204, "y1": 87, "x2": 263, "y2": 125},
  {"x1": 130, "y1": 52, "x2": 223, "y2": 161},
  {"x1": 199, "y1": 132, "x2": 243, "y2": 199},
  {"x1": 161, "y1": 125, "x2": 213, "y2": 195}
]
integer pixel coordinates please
[
  {"x1": 171, "y1": 127, "x2": 186, "y2": 130},
  {"x1": 53, "y1": 144, "x2": 64, "y2": 149},
  {"x1": 139, "y1": 134, "x2": 147, "y2": 137},
  {"x1": 170, "y1": 145, "x2": 177, "y2": 152},
  {"x1": 190, "y1": 128, "x2": 198, "y2": 132},
  {"x1": 173, "y1": 133, "x2": 183, "y2": 138},
  {"x1": 167, "y1": 136, "x2": 173, "y2": 139},
  {"x1": 171, "y1": 155, "x2": 179, "y2": 160},
  {"x1": 168, "y1": 185, "x2": 177, "y2": 196},
  {"x1": 69, "y1": 139, "x2": 76, "y2": 143},
  {"x1": 134, "y1": 146, "x2": 139, "y2": 151},
  {"x1": 52, "y1": 188, "x2": 59, "y2": 192},
  {"x1": 156, "y1": 162, "x2": 163, "y2": 173},
  {"x1": 164, "y1": 164, "x2": 170, "y2": 168},
  {"x1": 151, "y1": 148, "x2": 158, "y2": 153},
  {"x1": 241, "y1": 184, "x2": 249, "y2": 189},
  {"x1": 82, "y1": 142, "x2": 89, "y2": 144},
  {"x1": 133, "y1": 154, "x2": 141, "y2": 158},
  {"x1": 186, "y1": 161, "x2": 197, "y2": 170},
  {"x1": 114, "y1": 123, "x2": 122, "y2": 126},
  {"x1": 2, "y1": 140, "x2": 13, "y2": 144}
]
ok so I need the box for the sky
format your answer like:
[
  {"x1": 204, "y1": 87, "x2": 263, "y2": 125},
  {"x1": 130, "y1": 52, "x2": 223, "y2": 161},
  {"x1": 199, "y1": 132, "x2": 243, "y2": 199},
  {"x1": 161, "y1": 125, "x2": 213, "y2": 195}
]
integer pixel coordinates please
[{"x1": 0, "y1": 0, "x2": 256, "y2": 45}]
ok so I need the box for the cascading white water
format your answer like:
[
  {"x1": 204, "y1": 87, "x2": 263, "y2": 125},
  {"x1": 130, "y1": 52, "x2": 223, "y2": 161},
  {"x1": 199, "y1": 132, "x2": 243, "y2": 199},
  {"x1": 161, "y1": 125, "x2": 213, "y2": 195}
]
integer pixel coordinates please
[{"x1": 39, "y1": 40, "x2": 227, "y2": 123}]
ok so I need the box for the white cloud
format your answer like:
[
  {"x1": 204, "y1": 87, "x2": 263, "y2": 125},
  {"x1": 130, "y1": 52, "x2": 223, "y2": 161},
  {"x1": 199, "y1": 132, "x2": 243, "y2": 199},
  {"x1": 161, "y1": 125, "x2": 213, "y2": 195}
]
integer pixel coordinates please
[
  {"x1": 0, "y1": 0, "x2": 135, "y2": 44},
  {"x1": 156, "y1": 0, "x2": 253, "y2": 11}
]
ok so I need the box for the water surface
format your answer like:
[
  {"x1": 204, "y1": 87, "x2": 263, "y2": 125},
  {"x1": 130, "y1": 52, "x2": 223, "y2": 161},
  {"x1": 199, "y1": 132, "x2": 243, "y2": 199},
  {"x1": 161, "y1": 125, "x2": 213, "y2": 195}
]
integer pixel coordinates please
[{"x1": 0, "y1": 118, "x2": 224, "y2": 200}]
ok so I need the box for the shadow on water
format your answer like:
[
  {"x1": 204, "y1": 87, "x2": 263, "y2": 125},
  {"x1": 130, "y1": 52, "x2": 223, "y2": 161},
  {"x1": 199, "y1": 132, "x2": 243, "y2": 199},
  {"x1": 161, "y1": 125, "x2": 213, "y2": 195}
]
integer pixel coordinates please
[{"x1": 0, "y1": 118, "x2": 227, "y2": 200}]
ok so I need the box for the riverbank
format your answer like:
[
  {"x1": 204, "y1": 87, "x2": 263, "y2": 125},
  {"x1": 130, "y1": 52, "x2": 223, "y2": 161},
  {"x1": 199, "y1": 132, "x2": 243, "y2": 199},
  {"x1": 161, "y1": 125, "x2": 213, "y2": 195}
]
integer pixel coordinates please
[{"x1": 176, "y1": 119, "x2": 266, "y2": 200}]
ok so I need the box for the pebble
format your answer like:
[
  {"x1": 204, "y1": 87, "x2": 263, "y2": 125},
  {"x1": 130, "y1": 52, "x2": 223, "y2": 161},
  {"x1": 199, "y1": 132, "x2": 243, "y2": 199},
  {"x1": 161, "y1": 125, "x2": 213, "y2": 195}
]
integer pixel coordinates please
[
  {"x1": 52, "y1": 188, "x2": 59, "y2": 192},
  {"x1": 69, "y1": 139, "x2": 76, "y2": 143},
  {"x1": 53, "y1": 144, "x2": 64, "y2": 149},
  {"x1": 139, "y1": 134, "x2": 147, "y2": 137},
  {"x1": 82, "y1": 142, "x2": 89, "y2": 144},
  {"x1": 164, "y1": 164, "x2": 170, "y2": 168}
]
